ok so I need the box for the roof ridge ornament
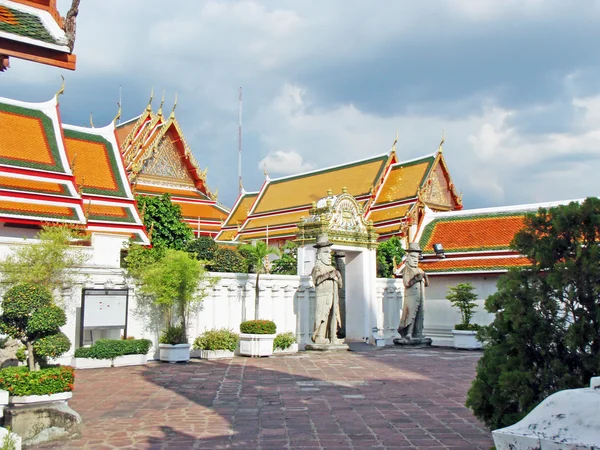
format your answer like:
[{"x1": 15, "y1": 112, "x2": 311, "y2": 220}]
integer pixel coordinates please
[
  {"x1": 63, "y1": 0, "x2": 81, "y2": 52},
  {"x1": 157, "y1": 90, "x2": 165, "y2": 117},
  {"x1": 146, "y1": 87, "x2": 154, "y2": 113},
  {"x1": 438, "y1": 129, "x2": 445, "y2": 153},
  {"x1": 89, "y1": 112, "x2": 94, "y2": 128},
  {"x1": 55, "y1": 75, "x2": 65, "y2": 102},
  {"x1": 113, "y1": 101, "x2": 121, "y2": 125},
  {"x1": 391, "y1": 129, "x2": 398, "y2": 153},
  {"x1": 169, "y1": 92, "x2": 178, "y2": 119}
]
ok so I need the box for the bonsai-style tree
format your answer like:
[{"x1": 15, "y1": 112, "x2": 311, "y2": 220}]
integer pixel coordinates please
[
  {"x1": 138, "y1": 249, "x2": 215, "y2": 342},
  {"x1": 467, "y1": 198, "x2": 600, "y2": 430},
  {"x1": 0, "y1": 224, "x2": 88, "y2": 293},
  {"x1": 238, "y1": 240, "x2": 280, "y2": 319},
  {"x1": 446, "y1": 282, "x2": 479, "y2": 331},
  {"x1": 136, "y1": 193, "x2": 193, "y2": 250},
  {"x1": 377, "y1": 236, "x2": 405, "y2": 278},
  {"x1": 271, "y1": 241, "x2": 298, "y2": 275},
  {"x1": 0, "y1": 284, "x2": 71, "y2": 371}
]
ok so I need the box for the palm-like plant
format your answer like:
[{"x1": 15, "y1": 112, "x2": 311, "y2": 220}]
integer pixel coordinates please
[{"x1": 239, "y1": 240, "x2": 280, "y2": 320}]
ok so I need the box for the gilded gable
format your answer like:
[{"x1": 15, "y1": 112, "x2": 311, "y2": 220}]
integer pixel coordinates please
[{"x1": 138, "y1": 132, "x2": 192, "y2": 184}]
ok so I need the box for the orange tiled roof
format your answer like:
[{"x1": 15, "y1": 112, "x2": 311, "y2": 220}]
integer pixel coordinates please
[
  {"x1": 374, "y1": 155, "x2": 435, "y2": 206},
  {"x1": 177, "y1": 200, "x2": 228, "y2": 221},
  {"x1": 251, "y1": 154, "x2": 389, "y2": 214},
  {"x1": 420, "y1": 212, "x2": 526, "y2": 254},
  {"x1": 135, "y1": 183, "x2": 210, "y2": 201},
  {"x1": 420, "y1": 256, "x2": 531, "y2": 274},
  {"x1": 222, "y1": 192, "x2": 258, "y2": 228},
  {"x1": 243, "y1": 210, "x2": 309, "y2": 231},
  {"x1": 0, "y1": 172, "x2": 76, "y2": 198},
  {"x1": 0, "y1": 196, "x2": 82, "y2": 222},
  {"x1": 368, "y1": 204, "x2": 412, "y2": 225}
]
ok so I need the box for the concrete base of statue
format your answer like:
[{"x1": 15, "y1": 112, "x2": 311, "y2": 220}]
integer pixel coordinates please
[
  {"x1": 393, "y1": 336, "x2": 432, "y2": 347},
  {"x1": 305, "y1": 341, "x2": 349, "y2": 352}
]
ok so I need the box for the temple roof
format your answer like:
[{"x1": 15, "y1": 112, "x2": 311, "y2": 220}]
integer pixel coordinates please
[
  {"x1": 0, "y1": 0, "x2": 78, "y2": 71},
  {"x1": 417, "y1": 200, "x2": 581, "y2": 275},
  {"x1": 0, "y1": 94, "x2": 85, "y2": 224}
]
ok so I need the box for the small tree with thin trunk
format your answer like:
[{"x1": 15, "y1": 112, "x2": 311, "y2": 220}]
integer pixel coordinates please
[
  {"x1": 238, "y1": 241, "x2": 280, "y2": 320},
  {"x1": 0, "y1": 284, "x2": 71, "y2": 371}
]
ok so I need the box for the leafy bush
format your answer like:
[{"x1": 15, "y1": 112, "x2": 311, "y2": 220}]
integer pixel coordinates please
[
  {"x1": 454, "y1": 323, "x2": 480, "y2": 331},
  {"x1": 467, "y1": 198, "x2": 600, "y2": 429},
  {"x1": 271, "y1": 241, "x2": 297, "y2": 275},
  {"x1": 159, "y1": 325, "x2": 187, "y2": 345},
  {"x1": 445, "y1": 282, "x2": 479, "y2": 330},
  {"x1": 74, "y1": 339, "x2": 152, "y2": 359},
  {"x1": 376, "y1": 236, "x2": 405, "y2": 278},
  {"x1": 186, "y1": 236, "x2": 218, "y2": 262},
  {"x1": 0, "y1": 366, "x2": 74, "y2": 396},
  {"x1": 136, "y1": 193, "x2": 193, "y2": 250},
  {"x1": 274, "y1": 332, "x2": 296, "y2": 350},
  {"x1": 193, "y1": 329, "x2": 239, "y2": 352},
  {"x1": 208, "y1": 247, "x2": 246, "y2": 273},
  {"x1": 15, "y1": 346, "x2": 25, "y2": 362},
  {"x1": 0, "y1": 283, "x2": 70, "y2": 371},
  {"x1": 240, "y1": 320, "x2": 276, "y2": 335}
]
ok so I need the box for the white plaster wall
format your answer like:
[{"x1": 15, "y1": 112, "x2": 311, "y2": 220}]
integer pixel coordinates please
[{"x1": 424, "y1": 274, "x2": 498, "y2": 347}]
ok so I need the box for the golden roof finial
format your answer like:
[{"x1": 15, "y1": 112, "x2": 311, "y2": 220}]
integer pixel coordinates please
[
  {"x1": 89, "y1": 112, "x2": 94, "y2": 128},
  {"x1": 327, "y1": 188, "x2": 332, "y2": 196},
  {"x1": 342, "y1": 186, "x2": 348, "y2": 194},
  {"x1": 263, "y1": 162, "x2": 268, "y2": 178},
  {"x1": 146, "y1": 87, "x2": 154, "y2": 113},
  {"x1": 55, "y1": 75, "x2": 65, "y2": 102},
  {"x1": 157, "y1": 90, "x2": 165, "y2": 117},
  {"x1": 169, "y1": 92, "x2": 178, "y2": 119},
  {"x1": 391, "y1": 129, "x2": 398, "y2": 153},
  {"x1": 212, "y1": 188, "x2": 219, "y2": 202},
  {"x1": 113, "y1": 101, "x2": 121, "y2": 125},
  {"x1": 438, "y1": 129, "x2": 445, "y2": 153}
]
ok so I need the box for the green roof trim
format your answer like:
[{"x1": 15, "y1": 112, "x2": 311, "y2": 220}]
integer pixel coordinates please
[
  {"x1": 0, "y1": 5, "x2": 64, "y2": 46},
  {"x1": 0, "y1": 204, "x2": 79, "y2": 221},
  {"x1": 0, "y1": 101, "x2": 66, "y2": 174},
  {"x1": 0, "y1": 180, "x2": 71, "y2": 198},
  {"x1": 63, "y1": 128, "x2": 129, "y2": 199}
]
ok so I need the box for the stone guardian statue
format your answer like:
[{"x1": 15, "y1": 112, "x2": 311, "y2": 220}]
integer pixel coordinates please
[
  {"x1": 308, "y1": 234, "x2": 346, "y2": 349},
  {"x1": 394, "y1": 242, "x2": 432, "y2": 346}
]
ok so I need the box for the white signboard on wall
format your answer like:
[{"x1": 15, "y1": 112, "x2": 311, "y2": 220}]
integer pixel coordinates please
[{"x1": 80, "y1": 289, "x2": 129, "y2": 345}]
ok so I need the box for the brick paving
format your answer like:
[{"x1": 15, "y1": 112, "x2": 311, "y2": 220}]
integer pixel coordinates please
[{"x1": 39, "y1": 346, "x2": 493, "y2": 449}]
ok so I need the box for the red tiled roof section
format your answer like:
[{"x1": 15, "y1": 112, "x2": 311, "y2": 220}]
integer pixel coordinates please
[
  {"x1": 421, "y1": 256, "x2": 531, "y2": 273},
  {"x1": 421, "y1": 214, "x2": 526, "y2": 253}
]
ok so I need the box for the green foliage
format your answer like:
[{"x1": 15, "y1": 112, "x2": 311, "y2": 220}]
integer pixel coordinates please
[
  {"x1": 0, "y1": 225, "x2": 88, "y2": 292},
  {"x1": 15, "y1": 346, "x2": 25, "y2": 362},
  {"x1": 0, "y1": 366, "x2": 74, "y2": 396},
  {"x1": 238, "y1": 241, "x2": 280, "y2": 319},
  {"x1": 123, "y1": 244, "x2": 164, "y2": 279},
  {"x1": 136, "y1": 193, "x2": 193, "y2": 250},
  {"x1": 0, "y1": 336, "x2": 8, "y2": 349},
  {"x1": 208, "y1": 247, "x2": 246, "y2": 273},
  {"x1": 0, "y1": 426, "x2": 17, "y2": 450},
  {"x1": 271, "y1": 241, "x2": 298, "y2": 275},
  {"x1": 240, "y1": 320, "x2": 276, "y2": 335},
  {"x1": 33, "y1": 332, "x2": 71, "y2": 359},
  {"x1": 467, "y1": 198, "x2": 600, "y2": 430},
  {"x1": 273, "y1": 331, "x2": 296, "y2": 350},
  {"x1": 0, "y1": 283, "x2": 70, "y2": 370},
  {"x1": 446, "y1": 282, "x2": 479, "y2": 329},
  {"x1": 193, "y1": 328, "x2": 239, "y2": 352},
  {"x1": 186, "y1": 236, "x2": 218, "y2": 262},
  {"x1": 138, "y1": 249, "x2": 215, "y2": 341},
  {"x1": 159, "y1": 325, "x2": 187, "y2": 345},
  {"x1": 454, "y1": 323, "x2": 480, "y2": 331},
  {"x1": 376, "y1": 236, "x2": 405, "y2": 278},
  {"x1": 74, "y1": 339, "x2": 152, "y2": 359}
]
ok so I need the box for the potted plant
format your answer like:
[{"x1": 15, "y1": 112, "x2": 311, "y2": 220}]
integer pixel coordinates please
[
  {"x1": 135, "y1": 249, "x2": 216, "y2": 363},
  {"x1": 192, "y1": 328, "x2": 239, "y2": 360},
  {"x1": 273, "y1": 331, "x2": 298, "y2": 354},
  {"x1": 446, "y1": 282, "x2": 482, "y2": 349},
  {"x1": 72, "y1": 339, "x2": 152, "y2": 368},
  {"x1": 238, "y1": 241, "x2": 280, "y2": 319},
  {"x1": 239, "y1": 320, "x2": 277, "y2": 357}
]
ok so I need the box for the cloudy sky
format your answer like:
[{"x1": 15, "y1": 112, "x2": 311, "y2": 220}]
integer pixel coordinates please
[{"x1": 3, "y1": 0, "x2": 600, "y2": 209}]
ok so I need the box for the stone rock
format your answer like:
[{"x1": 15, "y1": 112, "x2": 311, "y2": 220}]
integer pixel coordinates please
[
  {"x1": 0, "y1": 338, "x2": 21, "y2": 368},
  {"x1": 4, "y1": 401, "x2": 82, "y2": 447},
  {"x1": 305, "y1": 343, "x2": 349, "y2": 352},
  {"x1": 393, "y1": 336, "x2": 432, "y2": 347},
  {"x1": 493, "y1": 376, "x2": 600, "y2": 449}
]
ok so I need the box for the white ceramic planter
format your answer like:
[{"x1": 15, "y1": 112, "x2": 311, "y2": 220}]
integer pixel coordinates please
[
  {"x1": 190, "y1": 349, "x2": 235, "y2": 360},
  {"x1": 239, "y1": 333, "x2": 276, "y2": 357},
  {"x1": 159, "y1": 343, "x2": 191, "y2": 362},
  {"x1": 113, "y1": 354, "x2": 148, "y2": 367},
  {"x1": 9, "y1": 391, "x2": 72, "y2": 405},
  {"x1": 273, "y1": 343, "x2": 299, "y2": 354},
  {"x1": 452, "y1": 330, "x2": 482, "y2": 350},
  {"x1": 71, "y1": 357, "x2": 112, "y2": 369}
]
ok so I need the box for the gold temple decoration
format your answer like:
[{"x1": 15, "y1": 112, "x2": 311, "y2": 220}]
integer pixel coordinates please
[
  {"x1": 157, "y1": 90, "x2": 165, "y2": 117},
  {"x1": 113, "y1": 101, "x2": 122, "y2": 125},
  {"x1": 55, "y1": 75, "x2": 65, "y2": 102},
  {"x1": 438, "y1": 129, "x2": 445, "y2": 153},
  {"x1": 89, "y1": 112, "x2": 94, "y2": 128},
  {"x1": 169, "y1": 92, "x2": 178, "y2": 120},
  {"x1": 146, "y1": 87, "x2": 154, "y2": 113},
  {"x1": 391, "y1": 129, "x2": 398, "y2": 153}
]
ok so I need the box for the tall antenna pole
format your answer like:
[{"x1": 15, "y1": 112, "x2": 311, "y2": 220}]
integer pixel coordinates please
[{"x1": 238, "y1": 87, "x2": 243, "y2": 195}]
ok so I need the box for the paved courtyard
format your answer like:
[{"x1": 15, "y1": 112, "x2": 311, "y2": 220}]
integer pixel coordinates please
[{"x1": 40, "y1": 346, "x2": 493, "y2": 449}]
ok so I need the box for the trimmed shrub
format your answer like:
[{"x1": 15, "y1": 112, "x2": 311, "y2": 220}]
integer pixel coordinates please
[
  {"x1": 159, "y1": 325, "x2": 187, "y2": 345},
  {"x1": 208, "y1": 247, "x2": 246, "y2": 273},
  {"x1": 186, "y1": 236, "x2": 218, "y2": 262},
  {"x1": 193, "y1": 329, "x2": 239, "y2": 352},
  {"x1": 454, "y1": 323, "x2": 480, "y2": 332},
  {"x1": 274, "y1": 332, "x2": 296, "y2": 350},
  {"x1": 73, "y1": 339, "x2": 152, "y2": 359},
  {"x1": 0, "y1": 366, "x2": 75, "y2": 396},
  {"x1": 33, "y1": 332, "x2": 71, "y2": 359},
  {"x1": 240, "y1": 320, "x2": 276, "y2": 335}
]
